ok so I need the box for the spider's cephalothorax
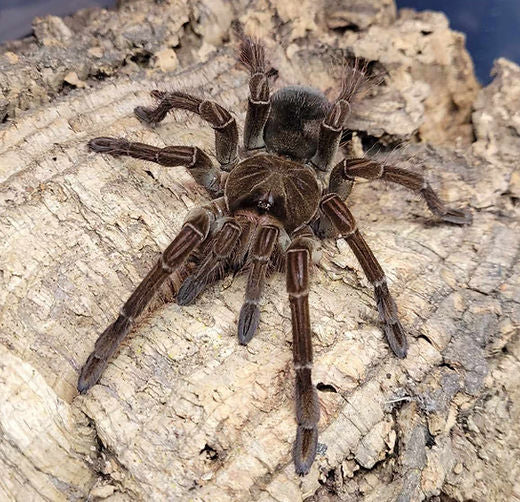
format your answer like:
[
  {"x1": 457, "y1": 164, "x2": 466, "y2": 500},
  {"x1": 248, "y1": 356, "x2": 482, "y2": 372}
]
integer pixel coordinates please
[
  {"x1": 79, "y1": 37, "x2": 472, "y2": 476},
  {"x1": 225, "y1": 154, "x2": 321, "y2": 231}
]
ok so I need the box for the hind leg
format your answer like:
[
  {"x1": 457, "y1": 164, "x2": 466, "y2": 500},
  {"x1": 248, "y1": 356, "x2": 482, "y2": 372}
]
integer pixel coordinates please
[
  {"x1": 88, "y1": 137, "x2": 221, "y2": 197},
  {"x1": 311, "y1": 60, "x2": 370, "y2": 172},
  {"x1": 331, "y1": 157, "x2": 472, "y2": 225},
  {"x1": 134, "y1": 91, "x2": 238, "y2": 170},
  {"x1": 239, "y1": 36, "x2": 271, "y2": 151}
]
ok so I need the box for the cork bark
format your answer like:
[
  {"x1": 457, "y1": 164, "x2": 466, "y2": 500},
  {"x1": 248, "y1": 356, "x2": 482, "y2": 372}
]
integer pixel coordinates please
[{"x1": 1, "y1": 1, "x2": 518, "y2": 501}]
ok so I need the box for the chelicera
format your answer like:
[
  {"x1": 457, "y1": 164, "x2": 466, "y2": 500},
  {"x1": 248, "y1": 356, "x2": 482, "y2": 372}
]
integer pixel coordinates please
[{"x1": 78, "y1": 37, "x2": 471, "y2": 475}]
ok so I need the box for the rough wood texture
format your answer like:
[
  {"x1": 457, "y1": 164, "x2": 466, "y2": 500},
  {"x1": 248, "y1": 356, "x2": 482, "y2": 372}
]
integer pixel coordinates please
[{"x1": 1, "y1": 1, "x2": 518, "y2": 501}]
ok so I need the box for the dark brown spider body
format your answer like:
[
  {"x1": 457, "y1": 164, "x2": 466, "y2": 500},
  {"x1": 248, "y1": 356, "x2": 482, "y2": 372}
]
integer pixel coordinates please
[
  {"x1": 264, "y1": 86, "x2": 329, "y2": 160},
  {"x1": 79, "y1": 36, "x2": 472, "y2": 476},
  {"x1": 225, "y1": 153, "x2": 321, "y2": 232}
]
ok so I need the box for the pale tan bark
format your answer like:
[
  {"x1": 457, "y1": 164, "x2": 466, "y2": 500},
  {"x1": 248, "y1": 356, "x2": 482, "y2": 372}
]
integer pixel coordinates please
[{"x1": 0, "y1": 1, "x2": 518, "y2": 501}]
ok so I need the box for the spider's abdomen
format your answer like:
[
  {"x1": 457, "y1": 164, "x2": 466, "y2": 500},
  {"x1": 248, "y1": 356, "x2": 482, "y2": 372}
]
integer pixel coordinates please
[
  {"x1": 225, "y1": 154, "x2": 321, "y2": 233},
  {"x1": 264, "y1": 86, "x2": 330, "y2": 161}
]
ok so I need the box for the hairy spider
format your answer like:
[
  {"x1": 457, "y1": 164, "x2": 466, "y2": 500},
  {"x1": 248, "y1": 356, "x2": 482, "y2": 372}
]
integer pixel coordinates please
[{"x1": 78, "y1": 37, "x2": 472, "y2": 475}]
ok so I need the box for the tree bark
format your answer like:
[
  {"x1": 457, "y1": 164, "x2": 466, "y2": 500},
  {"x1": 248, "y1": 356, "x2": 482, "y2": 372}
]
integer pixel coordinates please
[{"x1": 1, "y1": 1, "x2": 518, "y2": 501}]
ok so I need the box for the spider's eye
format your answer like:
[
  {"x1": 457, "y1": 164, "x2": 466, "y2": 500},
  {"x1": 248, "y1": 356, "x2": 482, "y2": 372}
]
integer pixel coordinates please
[
  {"x1": 257, "y1": 192, "x2": 274, "y2": 213},
  {"x1": 258, "y1": 200, "x2": 271, "y2": 211}
]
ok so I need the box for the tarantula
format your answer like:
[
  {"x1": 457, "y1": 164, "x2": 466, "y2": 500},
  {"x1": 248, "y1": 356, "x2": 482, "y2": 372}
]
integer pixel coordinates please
[{"x1": 78, "y1": 37, "x2": 471, "y2": 475}]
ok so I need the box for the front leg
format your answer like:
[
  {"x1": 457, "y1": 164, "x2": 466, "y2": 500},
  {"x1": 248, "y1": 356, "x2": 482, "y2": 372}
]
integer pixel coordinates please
[
  {"x1": 238, "y1": 224, "x2": 279, "y2": 344},
  {"x1": 320, "y1": 193, "x2": 408, "y2": 358},
  {"x1": 88, "y1": 137, "x2": 221, "y2": 197},
  {"x1": 177, "y1": 218, "x2": 242, "y2": 305},
  {"x1": 330, "y1": 157, "x2": 472, "y2": 225},
  {"x1": 77, "y1": 199, "x2": 226, "y2": 393},
  {"x1": 286, "y1": 228, "x2": 320, "y2": 475}
]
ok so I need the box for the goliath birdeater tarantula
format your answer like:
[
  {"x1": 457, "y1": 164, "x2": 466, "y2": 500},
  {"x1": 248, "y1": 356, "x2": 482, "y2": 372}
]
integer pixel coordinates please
[{"x1": 78, "y1": 37, "x2": 471, "y2": 475}]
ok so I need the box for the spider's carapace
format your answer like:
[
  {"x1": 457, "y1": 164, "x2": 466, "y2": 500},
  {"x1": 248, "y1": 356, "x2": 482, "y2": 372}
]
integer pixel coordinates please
[{"x1": 225, "y1": 153, "x2": 321, "y2": 233}]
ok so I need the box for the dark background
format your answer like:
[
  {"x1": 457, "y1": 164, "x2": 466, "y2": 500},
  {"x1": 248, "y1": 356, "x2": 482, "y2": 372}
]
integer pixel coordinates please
[
  {"x1": 0, "y1": 0, "x2": 519, "y2": 83},
  {"x1": 397, "y1": 0, "x2": 520, "y2": 83}
]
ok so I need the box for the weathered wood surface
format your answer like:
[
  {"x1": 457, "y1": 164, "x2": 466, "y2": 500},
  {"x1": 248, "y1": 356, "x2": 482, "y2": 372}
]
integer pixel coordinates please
[{"x1": 0, "y1": 1, "x2": 518, "y2": 501}]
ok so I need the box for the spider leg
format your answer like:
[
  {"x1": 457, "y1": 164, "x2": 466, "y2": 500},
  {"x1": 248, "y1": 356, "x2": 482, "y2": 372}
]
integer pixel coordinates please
[
  {"x1": 177, "y1": 218, "x2": 242, "y2": 305},
  {"x1": 77, "y1": 199, "x2": 226, "y2": 393},
  {"x1": 134, "y1": 92, "x2": 238, "y2": 171},
  {"x1": 286, "y1": 227, "x2": 320, "y2": 475},
  {"x1": 238, "y1": 224, "x2": 279, "y2": 344},
  {"x1": 320, "y1": 193, "x2": 408, "y2": 358},
  {"x1": 239, "y1": 36, "x2": 271, "y2": 151},
  {"x1": 311, "y1": 60, "x2": 370, "y2": 172},
  {"x1": 310, "y1": 99, "x2": 350, "y2": 172},
  {"x1": 331, "y1": 157, "x2": 472, "y2": 224},
  {"x1": 88, "y1": 137, "x2": 221, "y2": 197}
]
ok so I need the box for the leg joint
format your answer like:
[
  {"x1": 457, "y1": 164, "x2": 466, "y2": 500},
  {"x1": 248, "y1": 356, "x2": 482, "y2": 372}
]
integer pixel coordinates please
[
  {"x1": 119, "y1": 307, "x2": 134, "y2": 322},
  {"x1": 372, "y1": 275, "x2": 387, "y2": 288},
  {"x1": 161, "y1": 256, "x2": 174, "y2": 273}
]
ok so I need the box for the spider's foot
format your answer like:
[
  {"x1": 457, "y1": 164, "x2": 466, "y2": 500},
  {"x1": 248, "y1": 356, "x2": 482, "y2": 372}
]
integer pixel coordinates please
[
  {"x1": 151, "y1": 89, "x2": 167, "y2": 100},
  {"x1": 78, "y1": 316, "x2": 132, "y2": 393},
  {"x1": 375, "y1": 282, "x2": 408, "y2": 358},
  {"x1": 177, "y1": 275, "x2": 204, "y2": 306},
  {"x1": 439, "y1": 207, "x2": 473, "y2": 225},
  {"x1": 77, "y1": 353, "x2": 106, "y2": 394},
  {"x1": 134, "y1": 105, "x2": 158, "y2": 124},
  {"x1": 384, "y1": 319, "x2": 408, "y2": 359},
  {"x1": 293, "y1": 425, "x2": 318, "y2": 476},
  {"x1": 88, "y1": 137, "x2": 127, "y2": 154},
  {"x1": 238, "y1": 302, "x2": 260, "y2": 345}
]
